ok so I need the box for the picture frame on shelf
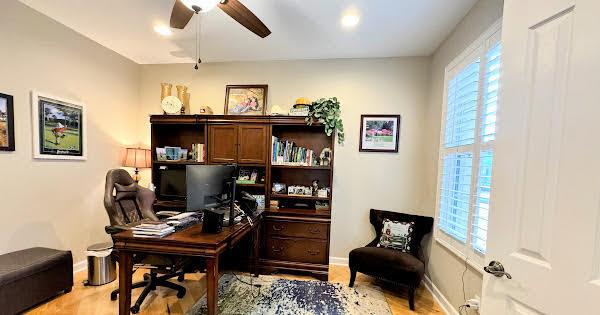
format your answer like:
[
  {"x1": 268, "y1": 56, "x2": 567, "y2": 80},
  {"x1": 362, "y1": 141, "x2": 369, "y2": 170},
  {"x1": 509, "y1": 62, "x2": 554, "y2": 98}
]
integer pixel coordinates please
[
  {"x1": 359, "y1": 114, "x2": 401, "y2": 153},
  {"x1": 0, "y1": 92, "x2": 15, "y2": 151},
  {"x1": 31, "y1": 91, "x2": 87, "y2": 160},
  {"x1": 224, "y1": 85, "x2": 268, "y2": 115}
]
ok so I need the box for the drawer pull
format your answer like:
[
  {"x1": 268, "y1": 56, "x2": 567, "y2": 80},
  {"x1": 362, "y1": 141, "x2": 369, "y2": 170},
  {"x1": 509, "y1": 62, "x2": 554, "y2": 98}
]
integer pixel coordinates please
[
  {"x1": 307, "y1": 250, "x2": 320, "y2": 256},
  {"x1": 308, "y1": 227, "x2": 321, "y2": 234},
  {"x1": 272, "y1": 225, "x2": 284, "y2": 231},
  {"x1": 272, "y1": 247, "x2": 284, "y2": 254}
]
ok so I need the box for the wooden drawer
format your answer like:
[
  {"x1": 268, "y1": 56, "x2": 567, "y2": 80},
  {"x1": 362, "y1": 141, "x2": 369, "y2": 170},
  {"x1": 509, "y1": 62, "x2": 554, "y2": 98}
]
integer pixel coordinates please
[
  {"x1": 265, "y1": 237, "x2": 328, "y2": 264},
  {"x1": 266, "y1": 220, "x2": 328, "y2": 240}
]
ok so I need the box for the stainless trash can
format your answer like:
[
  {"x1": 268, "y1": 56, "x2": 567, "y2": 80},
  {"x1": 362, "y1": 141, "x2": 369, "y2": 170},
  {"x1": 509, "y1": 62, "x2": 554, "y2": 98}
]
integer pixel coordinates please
[{"x1": 84, "y1": 242, "x2": 116, "y2": 286}]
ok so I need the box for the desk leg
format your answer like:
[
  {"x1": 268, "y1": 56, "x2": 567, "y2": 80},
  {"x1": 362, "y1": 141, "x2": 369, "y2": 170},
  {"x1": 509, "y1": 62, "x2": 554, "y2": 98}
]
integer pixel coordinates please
[
  {"x1": 118, "y1": 252, "x2": 133, "y2": 315},
  {"x1": 206, "y1": 256, "x2": 219, "y2": 315},
  {"x1": 251, "y1": 223, "x2": 260, "y2": 276}
]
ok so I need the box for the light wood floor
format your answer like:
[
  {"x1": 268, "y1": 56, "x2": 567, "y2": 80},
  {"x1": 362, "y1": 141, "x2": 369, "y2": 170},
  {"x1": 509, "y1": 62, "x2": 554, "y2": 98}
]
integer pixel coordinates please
[{"x1": 27, "y1": 265, "x2": 442, "y2": 315}]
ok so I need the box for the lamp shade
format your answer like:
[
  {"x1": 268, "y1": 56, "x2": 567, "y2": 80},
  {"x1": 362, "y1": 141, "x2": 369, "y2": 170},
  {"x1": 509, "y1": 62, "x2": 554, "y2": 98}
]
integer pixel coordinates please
[{"x1": 123, "y1": 148, "x2": 152, "y2": 168}]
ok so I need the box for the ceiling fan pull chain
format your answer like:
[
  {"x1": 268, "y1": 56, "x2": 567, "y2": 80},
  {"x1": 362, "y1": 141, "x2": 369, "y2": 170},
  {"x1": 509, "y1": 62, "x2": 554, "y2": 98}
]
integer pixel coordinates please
[{"x1": 195, "y1": 13, "x2": 202, "y2": 70}]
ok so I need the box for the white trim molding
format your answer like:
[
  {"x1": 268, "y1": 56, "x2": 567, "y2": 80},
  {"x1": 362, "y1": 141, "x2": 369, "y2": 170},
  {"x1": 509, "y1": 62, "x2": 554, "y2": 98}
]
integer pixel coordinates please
[
  {"x1": 423, "y1": 275, "x2": 458, "y2": 315},
  {"x1": 329, "y1": 256, "x2": 349, "y2": 266},
  {"x1": 73, "y1": 259, "x2": 87, "y2": 273}
]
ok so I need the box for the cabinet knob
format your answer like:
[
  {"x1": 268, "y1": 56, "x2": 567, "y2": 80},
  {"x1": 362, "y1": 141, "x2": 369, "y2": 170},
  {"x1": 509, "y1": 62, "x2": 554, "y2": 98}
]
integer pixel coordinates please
[
  {"x1": 272, "y1": 225, "x2": 284, "y2": 231},
  {"x1": 309, "y1": 227, "x2": 321, "y2": 234},
  {"x1": 272, "y1": 247, "x2": 284, "y2": 254},
  {"x1": 307, "y1": 250, "x2": 320, "y2": 256}
]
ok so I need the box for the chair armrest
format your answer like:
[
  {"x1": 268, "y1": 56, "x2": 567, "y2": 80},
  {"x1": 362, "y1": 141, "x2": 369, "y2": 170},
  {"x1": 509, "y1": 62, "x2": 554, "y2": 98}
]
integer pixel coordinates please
[{"x1": 105, "y1": 225, "x2": 128, "y2": 235}]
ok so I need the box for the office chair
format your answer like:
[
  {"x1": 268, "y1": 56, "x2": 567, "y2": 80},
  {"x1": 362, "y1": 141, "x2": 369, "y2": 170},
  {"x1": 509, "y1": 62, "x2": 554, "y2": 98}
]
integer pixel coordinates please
[{"x1": 103, "y1": 169, "x2": 189, "y2": 314}]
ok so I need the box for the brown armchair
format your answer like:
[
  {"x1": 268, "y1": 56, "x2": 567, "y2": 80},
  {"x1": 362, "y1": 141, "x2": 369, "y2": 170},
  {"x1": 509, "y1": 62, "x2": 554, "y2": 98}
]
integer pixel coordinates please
[
  {"x1": 349, "y1": 209, "x2": 433, "y2": 311},
  {"x1": 104, "y1": 169, "x2": 189, "y2": 314}
]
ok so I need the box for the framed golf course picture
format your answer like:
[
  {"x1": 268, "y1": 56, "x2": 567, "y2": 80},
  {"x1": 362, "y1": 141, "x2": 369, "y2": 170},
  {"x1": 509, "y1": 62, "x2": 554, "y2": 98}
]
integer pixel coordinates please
[
  {"x1": 31, "y1": 91, "x2": 87, "y2": 160},
  {"x1": 359, "y1": 115, "x2": 401, "y2": 153}
]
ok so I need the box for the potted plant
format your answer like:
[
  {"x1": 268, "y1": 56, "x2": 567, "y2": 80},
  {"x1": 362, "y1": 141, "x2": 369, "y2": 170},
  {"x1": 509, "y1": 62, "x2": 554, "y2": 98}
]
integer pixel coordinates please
[{"x1": 305, "y1": 97, "x2": 345, "y2": 144}]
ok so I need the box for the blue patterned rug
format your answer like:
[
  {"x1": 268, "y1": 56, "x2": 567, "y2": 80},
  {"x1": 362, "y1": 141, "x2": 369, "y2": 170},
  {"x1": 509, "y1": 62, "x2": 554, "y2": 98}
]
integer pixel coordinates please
[{"x1": 187, "y1": 274, "x2": 391, "y2": 315}]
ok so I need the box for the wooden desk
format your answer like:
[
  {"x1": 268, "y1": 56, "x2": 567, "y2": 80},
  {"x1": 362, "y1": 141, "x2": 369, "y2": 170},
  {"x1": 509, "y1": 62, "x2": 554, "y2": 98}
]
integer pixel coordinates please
[{"x1": 112, "y1": 211, "x2": 263, "y2": 315}]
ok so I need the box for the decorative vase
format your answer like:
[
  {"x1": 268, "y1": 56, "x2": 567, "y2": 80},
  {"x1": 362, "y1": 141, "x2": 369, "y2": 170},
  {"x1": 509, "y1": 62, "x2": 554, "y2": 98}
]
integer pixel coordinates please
[
  {"x1": 160, "y1": 83, "x2": 172, "y2": 101},
  {"x1": 176, "y1": 85, "x2": 188, "y2": 115},
  {"x1": 182, "y1": 92, "x2": 190, "y2": 115}
]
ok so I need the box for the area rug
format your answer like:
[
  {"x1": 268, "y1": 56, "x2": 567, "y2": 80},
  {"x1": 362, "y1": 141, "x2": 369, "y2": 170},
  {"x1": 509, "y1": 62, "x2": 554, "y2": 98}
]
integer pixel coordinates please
[{"x1": 187, "y1": 274, "x2": 392, "y2": 315}]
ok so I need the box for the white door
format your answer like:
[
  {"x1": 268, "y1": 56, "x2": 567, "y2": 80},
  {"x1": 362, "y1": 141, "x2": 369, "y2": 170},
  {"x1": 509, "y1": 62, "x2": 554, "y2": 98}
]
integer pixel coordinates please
[{"x1": 482, "y1": 0, "x2": 600, "y2": 313}]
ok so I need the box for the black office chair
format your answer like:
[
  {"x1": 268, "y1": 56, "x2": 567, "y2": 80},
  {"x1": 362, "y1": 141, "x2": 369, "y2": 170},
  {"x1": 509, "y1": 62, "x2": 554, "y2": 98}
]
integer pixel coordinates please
[{"x1": 103, "y1": 169, "x2": 190, "y2": 313}]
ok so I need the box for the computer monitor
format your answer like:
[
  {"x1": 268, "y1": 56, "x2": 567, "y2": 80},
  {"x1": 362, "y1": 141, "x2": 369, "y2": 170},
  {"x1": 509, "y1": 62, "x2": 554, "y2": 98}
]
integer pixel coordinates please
[{"x1": 186, "y1": 165, "x2": 237, "y2": 213}]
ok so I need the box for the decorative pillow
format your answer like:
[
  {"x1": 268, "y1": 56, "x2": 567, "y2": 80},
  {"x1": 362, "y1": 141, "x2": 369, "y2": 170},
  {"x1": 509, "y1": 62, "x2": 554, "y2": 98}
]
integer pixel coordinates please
[
  {"x1": 377, "y1": 219, "x2": 415, "y2": 252},
  {"x1": 115, "y1": 183, "x2": 137, "y2": 201}
]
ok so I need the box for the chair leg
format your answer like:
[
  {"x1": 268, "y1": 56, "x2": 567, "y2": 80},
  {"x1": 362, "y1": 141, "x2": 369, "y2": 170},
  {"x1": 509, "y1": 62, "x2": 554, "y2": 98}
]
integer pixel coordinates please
[
  {"x1": 131, "y1": 282, "x2": 153, "y2": 314},
  {"x1": 110, "y1": 280, "x2": 148, "y2": 300},
  {"x1": 408, "y1": 287, "x2": 416, "y2": 311},
  {"x1": 158, "y1": 278, "x2": 187, "y2": 298},
  {"x1": 349, "y1": 268, "x2": 357, "y2": 287}
]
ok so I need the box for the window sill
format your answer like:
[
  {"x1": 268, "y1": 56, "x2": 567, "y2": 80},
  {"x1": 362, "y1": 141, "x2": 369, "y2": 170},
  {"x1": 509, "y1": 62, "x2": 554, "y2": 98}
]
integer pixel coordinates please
[{"x1": 435, "y1": 237, "x2": 485, "y2": 274}]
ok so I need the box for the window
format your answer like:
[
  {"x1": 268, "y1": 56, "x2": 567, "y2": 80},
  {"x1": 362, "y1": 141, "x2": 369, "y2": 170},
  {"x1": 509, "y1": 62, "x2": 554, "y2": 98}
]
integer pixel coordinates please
[{"x1": 435, "y1": 23, "x2": 502, "y2": 263}]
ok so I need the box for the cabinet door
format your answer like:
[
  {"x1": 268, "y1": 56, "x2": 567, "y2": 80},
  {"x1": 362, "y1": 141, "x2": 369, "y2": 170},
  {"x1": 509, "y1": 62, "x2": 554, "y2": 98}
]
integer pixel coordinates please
[
  {"x1": 208, "y1": 125, "x2": 238, "y2": 164},
  {"x1": 237, "y1": 124, "x2": 268, "y2": 164}
]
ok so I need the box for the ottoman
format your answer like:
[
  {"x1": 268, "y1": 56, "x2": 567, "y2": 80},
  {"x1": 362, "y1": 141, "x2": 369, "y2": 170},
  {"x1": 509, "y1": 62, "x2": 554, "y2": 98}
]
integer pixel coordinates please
[{"x1": 0, "y1": 247, "x2": 73, "y2": 314}]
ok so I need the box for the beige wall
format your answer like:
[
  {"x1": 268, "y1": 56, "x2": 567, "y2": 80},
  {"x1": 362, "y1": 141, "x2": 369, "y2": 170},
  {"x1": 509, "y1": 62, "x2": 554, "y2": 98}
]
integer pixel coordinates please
[
  {"x1": 138, "y1": 58, "x2": 431, "y2": 258},
  {"x1": 422, "y1": 0, "x2": 504, "y2": 312},
  {"x1": 0, "y1": 1, "x2": 140, "y2": 263}
]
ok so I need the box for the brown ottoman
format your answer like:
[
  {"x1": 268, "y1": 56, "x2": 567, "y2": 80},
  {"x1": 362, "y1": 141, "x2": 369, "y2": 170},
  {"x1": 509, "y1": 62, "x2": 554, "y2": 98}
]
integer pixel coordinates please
[{"x1": 0, "y1": 247, "x2": 73, "y2": 314}]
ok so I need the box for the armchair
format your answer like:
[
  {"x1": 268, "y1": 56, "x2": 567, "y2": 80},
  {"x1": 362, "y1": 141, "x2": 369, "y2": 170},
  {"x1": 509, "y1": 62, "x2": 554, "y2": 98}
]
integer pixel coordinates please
[
  {"x1": 103, "y1": 169, "x2": 189, "y2": 314},
  {"x1": 349, "y1": 209, "x2": 433, "y2": 311}
]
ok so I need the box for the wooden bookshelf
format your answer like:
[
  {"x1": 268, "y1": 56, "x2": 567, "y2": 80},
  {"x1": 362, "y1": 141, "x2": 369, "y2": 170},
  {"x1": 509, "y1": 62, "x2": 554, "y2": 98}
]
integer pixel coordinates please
[{"x1": 149, "y1": 115, "x2": 334, "y2": 280}]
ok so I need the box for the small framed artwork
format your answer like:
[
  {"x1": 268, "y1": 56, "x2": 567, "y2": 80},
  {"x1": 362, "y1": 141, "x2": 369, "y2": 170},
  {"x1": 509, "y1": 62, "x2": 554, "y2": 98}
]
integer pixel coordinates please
[
  {"x1": 31, "y1": 91, "x2": 87, "y2": 160},
  {"x1": 0, "y1": 93, "x2": 15, "y2": 151},
  {"x1": 224, "y1": 85, "x2": 268, "y2": 115},
  {"x1": 359, "y1": 115, "x2": 401, "y2": 153}
]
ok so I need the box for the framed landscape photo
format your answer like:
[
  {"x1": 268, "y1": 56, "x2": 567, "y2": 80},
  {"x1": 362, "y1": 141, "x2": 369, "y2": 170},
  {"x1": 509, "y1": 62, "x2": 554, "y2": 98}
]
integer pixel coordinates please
[
  {"x1": 31, "y1": 91, "x2": 87, "y2": 160},
  {"x1": 359, "y1": 115, "x2": 401, "y2": 153},
  {"x1": 0, "y1": 93, "x2": 15, "y2": 151},
  {"x1": 224, "y1": 85, "x2": 268, "y2": 115}
]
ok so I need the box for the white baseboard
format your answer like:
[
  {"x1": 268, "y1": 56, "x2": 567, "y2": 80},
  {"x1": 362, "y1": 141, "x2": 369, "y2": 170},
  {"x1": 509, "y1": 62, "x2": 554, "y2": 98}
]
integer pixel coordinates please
[
  {"x1": 422, "y1": 275, "x2": 458, "y2": 315},
  {"x1": 73, "y1": 260, "x2": 87, "y2": 273},
  {"x1": 329, "y1": 256, "x2": 349, "y2": 266}
]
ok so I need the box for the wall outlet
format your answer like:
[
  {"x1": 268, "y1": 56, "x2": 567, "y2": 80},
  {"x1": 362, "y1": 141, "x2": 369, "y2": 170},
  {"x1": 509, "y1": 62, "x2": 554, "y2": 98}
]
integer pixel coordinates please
[{"x1": 466, "y1": 297, "x2": 480, "y2": 310}]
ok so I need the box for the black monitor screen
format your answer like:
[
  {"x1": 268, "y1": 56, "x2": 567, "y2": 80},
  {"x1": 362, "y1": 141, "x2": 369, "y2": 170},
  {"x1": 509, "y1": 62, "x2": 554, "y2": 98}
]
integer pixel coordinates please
[
  {"x1": 158, "y1": 169, "x2": 186, "y2": 199},
  {"x1": 186, "y1": 165, "x2": 237, "y2": 212}
]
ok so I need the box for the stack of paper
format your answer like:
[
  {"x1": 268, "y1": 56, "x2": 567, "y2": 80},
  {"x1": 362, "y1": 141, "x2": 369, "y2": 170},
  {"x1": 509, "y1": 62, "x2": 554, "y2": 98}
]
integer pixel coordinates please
[{"x1": 131, "y1": 222, "x2": 175, "y2": 238}]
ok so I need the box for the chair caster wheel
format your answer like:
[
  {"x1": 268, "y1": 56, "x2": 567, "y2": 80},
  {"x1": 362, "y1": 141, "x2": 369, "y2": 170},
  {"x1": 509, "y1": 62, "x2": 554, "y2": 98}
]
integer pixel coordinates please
[
  {"x1": 177, "y1": 288, "x2": 186, "y2": 299},
  {"x1": 177, "y1": 274, "x2": 185, "y2": 282},
  {"x1": 131, "y1": 305, "x2": 140, "y2": 314},
  {"x1": 110, "y1": 292, "x2": 118, "y2": 301}
]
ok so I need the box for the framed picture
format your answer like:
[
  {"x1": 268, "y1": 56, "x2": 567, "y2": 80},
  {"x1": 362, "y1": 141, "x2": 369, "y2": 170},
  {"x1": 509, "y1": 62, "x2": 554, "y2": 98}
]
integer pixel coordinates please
[
  {"x1": 224, "y1": 85, "x2": 268, "y2": 115},
  {"x1": 359, "y1": 115, "x2": 401, "y2": 153},
  {"x1": 31, "y1": 91, "x2": 87, "y2": 160},
  {"x1": 0, "y1": 93, "x2": 15, "y2": 151}
]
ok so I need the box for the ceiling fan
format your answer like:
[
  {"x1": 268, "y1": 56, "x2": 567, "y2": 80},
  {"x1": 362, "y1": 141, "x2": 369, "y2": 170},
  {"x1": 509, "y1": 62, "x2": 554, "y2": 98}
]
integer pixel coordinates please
[{"x1": 170, "y1": 0, "x2": 271, "y2": 38}]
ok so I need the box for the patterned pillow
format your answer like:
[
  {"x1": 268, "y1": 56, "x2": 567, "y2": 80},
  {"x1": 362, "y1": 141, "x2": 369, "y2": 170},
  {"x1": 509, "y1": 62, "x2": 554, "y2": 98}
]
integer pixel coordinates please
[{"x1": 377, "y1": 219, "x2": 415, "y2": 252}]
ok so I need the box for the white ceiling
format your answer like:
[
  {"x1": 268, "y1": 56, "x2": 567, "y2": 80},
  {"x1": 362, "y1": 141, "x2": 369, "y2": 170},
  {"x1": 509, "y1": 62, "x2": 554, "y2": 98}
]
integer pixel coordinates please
[{"x1": 19, "y1": 0, "x2": 477, "y2": 64}]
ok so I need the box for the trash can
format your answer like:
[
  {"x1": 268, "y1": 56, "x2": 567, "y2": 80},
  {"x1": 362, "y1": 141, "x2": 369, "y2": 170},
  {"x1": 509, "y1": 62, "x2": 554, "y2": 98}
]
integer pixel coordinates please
[{"x1": 83, "y1": 242, "x2": 116, "y2": 286}]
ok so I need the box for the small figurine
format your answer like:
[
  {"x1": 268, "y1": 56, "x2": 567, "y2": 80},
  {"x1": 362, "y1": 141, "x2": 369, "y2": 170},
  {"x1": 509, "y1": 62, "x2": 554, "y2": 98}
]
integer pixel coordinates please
[
  {"x1": 312, "y1": 180, "x2": 319, "y2": 196},
  {"x1": 319, "y1": 148, "x2": 332, "y2": 166}
]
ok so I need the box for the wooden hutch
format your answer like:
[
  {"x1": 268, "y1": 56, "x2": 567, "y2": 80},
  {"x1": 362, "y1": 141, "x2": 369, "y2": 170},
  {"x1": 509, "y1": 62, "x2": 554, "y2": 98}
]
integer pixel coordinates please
[{"x1": 150, "y1": 115, "x2": 334, "y2": 280}]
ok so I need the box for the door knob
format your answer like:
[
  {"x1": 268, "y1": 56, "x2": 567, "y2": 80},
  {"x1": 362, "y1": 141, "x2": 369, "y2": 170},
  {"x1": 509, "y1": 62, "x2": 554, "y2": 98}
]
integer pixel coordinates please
[{"x1": 484, "y1": 261, "x2": 512, "y2": 279}]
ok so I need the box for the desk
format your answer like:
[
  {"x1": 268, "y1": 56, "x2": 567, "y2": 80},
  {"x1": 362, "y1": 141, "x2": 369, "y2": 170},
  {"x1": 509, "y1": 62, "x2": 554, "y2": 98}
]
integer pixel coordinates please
[{"x1": 112, "y1": 211, "x2": 263, "y2": 315}]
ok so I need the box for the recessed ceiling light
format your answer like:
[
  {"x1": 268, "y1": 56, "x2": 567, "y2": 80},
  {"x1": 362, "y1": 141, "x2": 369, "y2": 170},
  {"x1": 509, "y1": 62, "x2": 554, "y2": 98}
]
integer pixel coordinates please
[
  {"x1": 154, "y1": 24, "x2": 173, "y2": 37},
  {"x1": 341, "y1": 14, "x2": 360, "y2": 28}
]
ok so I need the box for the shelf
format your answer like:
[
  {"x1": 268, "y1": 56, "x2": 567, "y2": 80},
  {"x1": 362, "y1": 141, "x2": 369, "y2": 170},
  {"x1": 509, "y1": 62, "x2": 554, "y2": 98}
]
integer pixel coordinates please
[
  {"x1": 236, "y1": 183, "x2": 266, "y2": 188},
  {"x1": 267, "y1": 207, "x2": 331, "y2": 217},
  {"x1": 270, "y1": 165, "x2": 331, "y2": 170},
  {"x1": 270, "y1": 193, "x2": 330, "y2": 201},
  {"x1": 154, "y1": 160, "x2": 205, "y2": 165}
]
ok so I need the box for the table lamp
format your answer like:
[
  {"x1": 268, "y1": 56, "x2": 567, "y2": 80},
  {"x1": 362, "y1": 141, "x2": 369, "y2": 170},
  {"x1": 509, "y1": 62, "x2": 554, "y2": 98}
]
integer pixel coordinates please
[{"x1": 123, "y1": 147, "x2": 152, "y2": 183}]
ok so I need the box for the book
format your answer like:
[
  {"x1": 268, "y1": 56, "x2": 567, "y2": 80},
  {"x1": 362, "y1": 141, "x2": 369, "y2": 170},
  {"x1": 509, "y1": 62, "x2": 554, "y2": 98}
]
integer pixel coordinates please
[{"x1": 271, "y1": 136, "x2": 318, "y2": 166}]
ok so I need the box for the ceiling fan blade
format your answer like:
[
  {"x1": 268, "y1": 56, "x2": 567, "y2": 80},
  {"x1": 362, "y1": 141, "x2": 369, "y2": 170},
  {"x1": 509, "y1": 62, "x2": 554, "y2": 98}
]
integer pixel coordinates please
[
  {"x1": 218, "y1": 0, "x2": 271, "y2": 38},
  {"x1": 170, "y1": 0, "x2": 194, "y2": 29}
]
